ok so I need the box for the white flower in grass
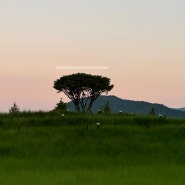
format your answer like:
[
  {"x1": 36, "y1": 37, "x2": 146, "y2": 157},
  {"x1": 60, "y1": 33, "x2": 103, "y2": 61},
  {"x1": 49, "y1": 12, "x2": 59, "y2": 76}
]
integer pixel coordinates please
[
  {"x1": 158, "y1": 114, "x2": 163, "y2": 117},
  {"x1": 96, "y1": 122, "x2": 100, "y2": 126},
  {"x1": 61, "y1": 114, "x2": 65, "y2": 117}
]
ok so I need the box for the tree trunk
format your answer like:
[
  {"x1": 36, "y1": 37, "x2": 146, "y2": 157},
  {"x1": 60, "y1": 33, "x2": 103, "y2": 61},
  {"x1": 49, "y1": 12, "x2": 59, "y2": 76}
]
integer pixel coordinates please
[
  {"x1": 73, "y1": 102, "x2": 80, "y2": 112},
  {"x1": 87, "y1": 100, "x2": 93, "y2": 113}
]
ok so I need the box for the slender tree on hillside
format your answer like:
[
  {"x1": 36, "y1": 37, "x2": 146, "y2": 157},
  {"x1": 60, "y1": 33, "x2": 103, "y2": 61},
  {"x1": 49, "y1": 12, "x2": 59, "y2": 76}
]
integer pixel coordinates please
[
  {"x1": 53, "y1": 73, "x2": 114, "y2": 112},
  {"x1": 9, "y1": 102, "x2": 20, "y2": 113},
  {"x1": 104, "y1": 101, "x2": 111, "y2": 114},
  {"x1": 54, "y1": 98, "x2": 67, "y2": 112},
  {"x1": 149, "y1": 107, "x2": 156, "y2": 116}
]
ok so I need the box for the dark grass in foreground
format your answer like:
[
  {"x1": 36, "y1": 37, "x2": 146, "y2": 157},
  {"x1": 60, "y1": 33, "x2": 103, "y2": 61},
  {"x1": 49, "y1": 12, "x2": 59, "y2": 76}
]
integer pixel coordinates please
[{"x1": 0, "y1": 113, "x2": 185, "y2": 184}]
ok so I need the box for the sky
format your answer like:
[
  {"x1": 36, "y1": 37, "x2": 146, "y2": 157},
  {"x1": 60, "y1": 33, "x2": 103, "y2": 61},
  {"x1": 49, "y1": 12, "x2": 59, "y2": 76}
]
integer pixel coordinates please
[{"x1": 0, "y1": 0, "x2": 185, "y2": 112}]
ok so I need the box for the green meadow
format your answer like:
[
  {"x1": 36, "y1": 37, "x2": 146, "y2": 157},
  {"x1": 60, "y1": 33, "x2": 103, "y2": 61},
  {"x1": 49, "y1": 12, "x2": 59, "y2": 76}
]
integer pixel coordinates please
[{"x1": 0, "y1": 112, "x2": 185, "y2": 185}]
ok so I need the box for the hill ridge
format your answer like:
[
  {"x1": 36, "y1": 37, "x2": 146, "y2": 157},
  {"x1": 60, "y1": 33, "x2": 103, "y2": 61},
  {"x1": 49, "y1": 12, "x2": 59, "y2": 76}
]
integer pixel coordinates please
[{"x1": 67, "y1": 95, "x2": 185, "y2": 117}]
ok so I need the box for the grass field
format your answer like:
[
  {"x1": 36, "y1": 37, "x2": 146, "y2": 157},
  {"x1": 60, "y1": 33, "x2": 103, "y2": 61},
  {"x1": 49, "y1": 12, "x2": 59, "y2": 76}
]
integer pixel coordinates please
[{"x1": 0, "y1": 112, "x2": 185, "y2": 184}]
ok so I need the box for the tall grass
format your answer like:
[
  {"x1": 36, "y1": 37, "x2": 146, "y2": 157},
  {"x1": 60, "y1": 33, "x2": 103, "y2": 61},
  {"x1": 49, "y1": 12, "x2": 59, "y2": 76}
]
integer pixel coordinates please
[
  {"x1": 0, "y1": 112, "x2": 185, "y2": 184},
  {"x1": 1, "y1": 111, "x2": 184, "y2": 128}
]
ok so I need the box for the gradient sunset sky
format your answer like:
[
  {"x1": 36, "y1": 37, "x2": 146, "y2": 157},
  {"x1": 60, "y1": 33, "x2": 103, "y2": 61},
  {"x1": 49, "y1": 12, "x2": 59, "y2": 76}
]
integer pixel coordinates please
[{"x1": 1, "y1": 0, "x2": 185, "y2": 112}]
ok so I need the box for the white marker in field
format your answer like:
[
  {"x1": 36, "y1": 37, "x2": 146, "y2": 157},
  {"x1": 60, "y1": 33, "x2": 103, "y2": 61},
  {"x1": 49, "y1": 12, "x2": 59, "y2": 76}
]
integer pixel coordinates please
[{"x1": 96, "y1": 122, "x2": 100, "y2": 130}]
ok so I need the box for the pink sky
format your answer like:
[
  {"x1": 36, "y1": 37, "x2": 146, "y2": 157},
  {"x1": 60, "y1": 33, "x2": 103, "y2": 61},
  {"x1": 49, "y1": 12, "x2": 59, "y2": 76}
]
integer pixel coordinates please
[{"x1": 0, "y1": 0, "x2": 185, "y2": 112}]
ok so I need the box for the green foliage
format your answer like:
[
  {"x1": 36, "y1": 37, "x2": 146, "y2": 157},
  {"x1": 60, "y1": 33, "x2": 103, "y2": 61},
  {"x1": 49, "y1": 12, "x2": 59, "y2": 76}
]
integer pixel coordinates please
[{"x1": 53, "y1": 73, "x2": 114, "y2": 112}]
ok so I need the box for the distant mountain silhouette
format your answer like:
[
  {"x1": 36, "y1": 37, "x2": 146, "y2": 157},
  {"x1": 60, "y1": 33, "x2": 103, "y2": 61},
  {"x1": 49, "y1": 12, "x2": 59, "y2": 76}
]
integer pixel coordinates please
[
  {"x1": 177, "y1": 107, "x2": 185, "y2": 112},
  {"x1": 67, "y1": 95, "x2": 185, "y2": 118}
]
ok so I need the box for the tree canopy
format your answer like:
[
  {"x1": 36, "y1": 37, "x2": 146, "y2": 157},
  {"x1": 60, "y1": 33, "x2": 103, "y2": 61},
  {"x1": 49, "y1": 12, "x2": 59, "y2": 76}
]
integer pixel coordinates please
[{"x1": 53, "y1": 73, "x2": 114, "y2": 112}]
